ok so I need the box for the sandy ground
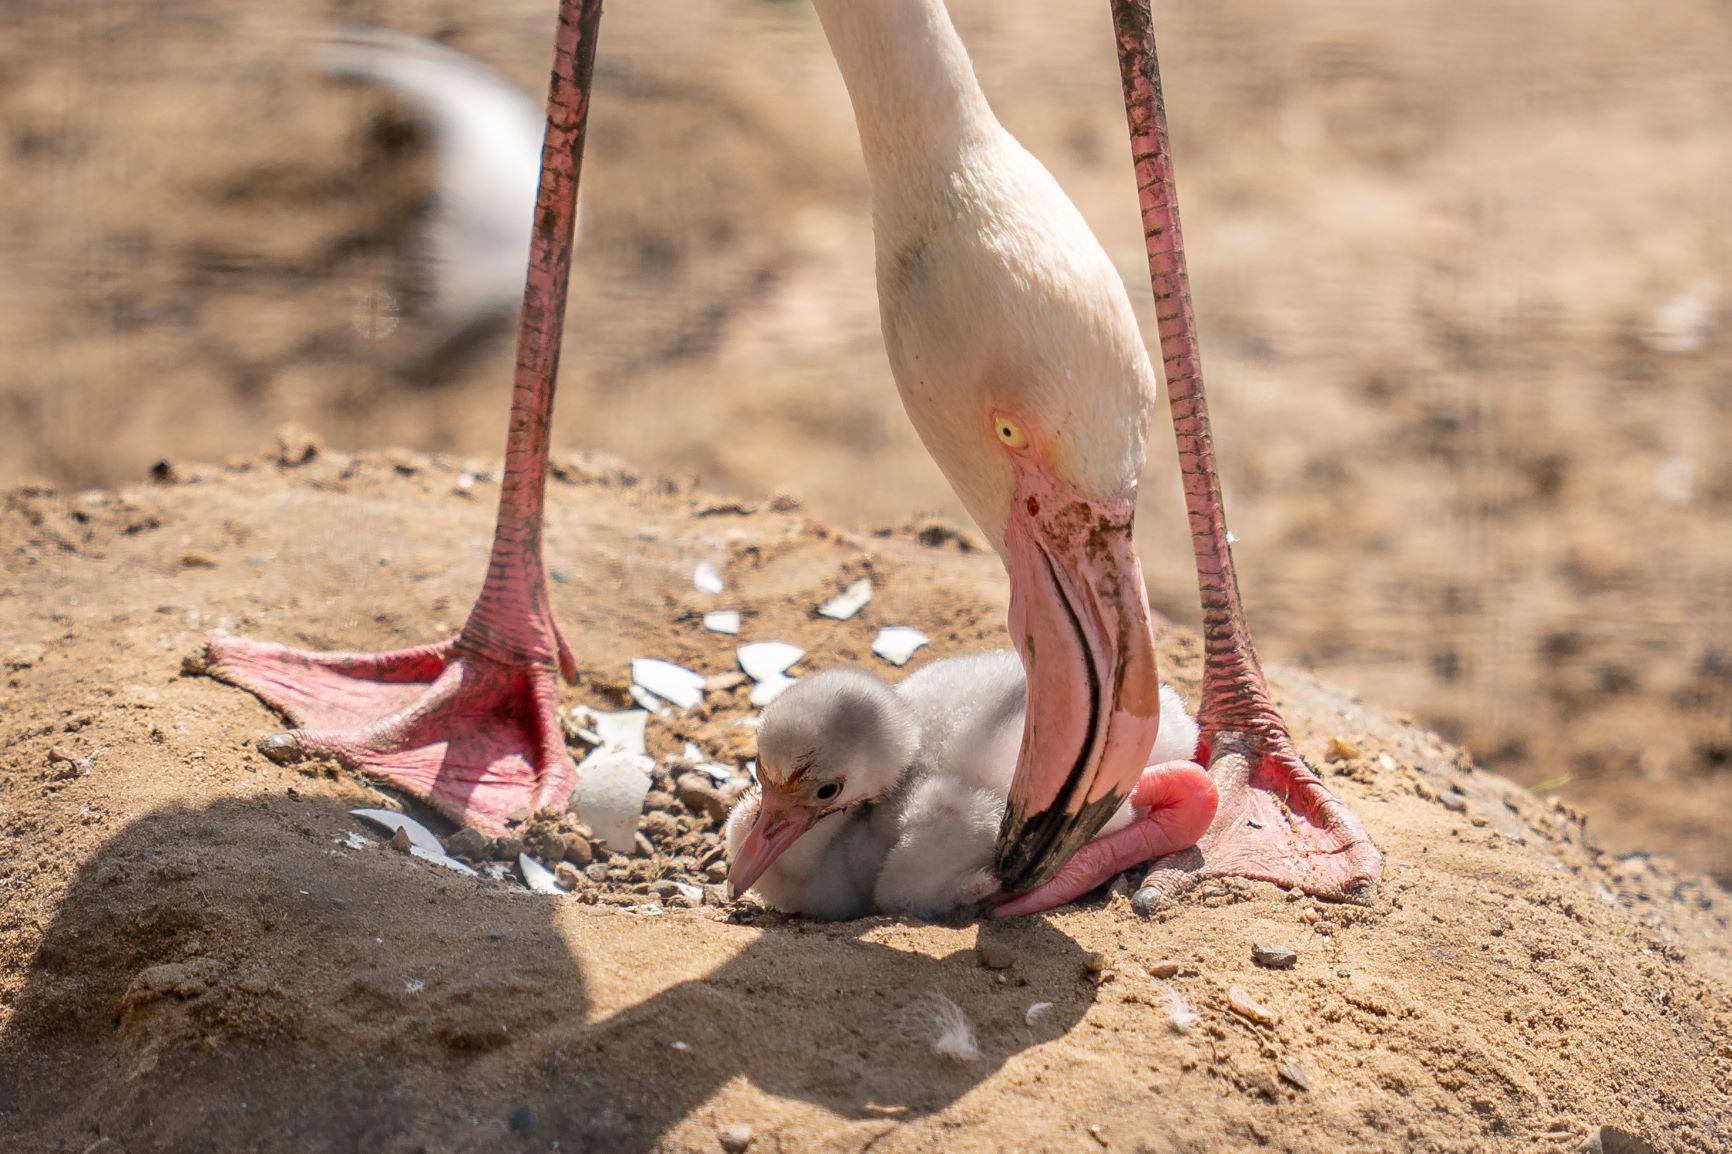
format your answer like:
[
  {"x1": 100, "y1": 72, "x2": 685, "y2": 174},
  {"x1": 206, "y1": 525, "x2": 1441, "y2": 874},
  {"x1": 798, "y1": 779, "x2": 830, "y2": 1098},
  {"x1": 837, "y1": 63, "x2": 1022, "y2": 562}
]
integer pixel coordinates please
[
  {"x1": 1, "y1": 0, "x2": 1729, "y2": 886},
  {"x1": 0, "y1": 454, "x2": 1728, "y2": 1152}
]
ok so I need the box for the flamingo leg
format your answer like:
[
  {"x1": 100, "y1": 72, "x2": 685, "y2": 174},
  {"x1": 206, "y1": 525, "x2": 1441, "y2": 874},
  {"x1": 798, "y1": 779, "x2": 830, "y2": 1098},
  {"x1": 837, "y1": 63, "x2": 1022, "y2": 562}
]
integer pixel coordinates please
[
  {"x1": 1110, "y1": 0, "x2": 1383, "y2": 910},
  {"x1": 193, "y1": 0, "x2": 606, "y2": 838}
]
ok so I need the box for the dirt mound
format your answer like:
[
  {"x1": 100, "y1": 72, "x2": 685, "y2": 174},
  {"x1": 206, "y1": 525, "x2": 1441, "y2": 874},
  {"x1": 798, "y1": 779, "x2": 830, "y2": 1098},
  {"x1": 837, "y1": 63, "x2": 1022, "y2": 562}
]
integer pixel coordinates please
[{"x1": 0, "y1": 455, "x2": 1726, "y2": 1153}]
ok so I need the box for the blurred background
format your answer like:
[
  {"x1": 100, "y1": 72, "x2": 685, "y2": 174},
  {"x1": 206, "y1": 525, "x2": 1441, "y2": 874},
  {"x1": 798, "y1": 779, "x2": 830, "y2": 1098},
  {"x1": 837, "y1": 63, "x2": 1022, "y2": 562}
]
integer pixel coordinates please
[{"x1": 2, "y1": 0, "x2": 1728, "y2": 883}]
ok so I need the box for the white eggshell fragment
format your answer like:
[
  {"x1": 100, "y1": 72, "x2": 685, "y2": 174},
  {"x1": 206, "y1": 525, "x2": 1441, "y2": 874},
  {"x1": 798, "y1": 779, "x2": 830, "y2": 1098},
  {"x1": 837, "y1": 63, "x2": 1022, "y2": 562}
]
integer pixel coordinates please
[
  {"x1": 817, "y1": 578, "x2": 873, "y2": 621},
  {"x1": 737, "y1": 641, "x2": 803, "y2": 682},
  {"x1": 693, "y1": 562, "x2": 725, "y2": 594},
  {"x1": 629, "y1": 685, "x2": 670, "y2": 715},
  {"x1": 569, "y1": 747, "x2": 654, "y2": 852},
  {"x1": 749, "y1": 672, "x2": 797, "y2": 707},
  {"x1": 631, "y1": 658, "x2": 706, "y2": 711},
  {"x1": 576, "y1": 707, "x2": 648, "y2": 755},
  {"x1": 348, "y1": 809, "x2": 478, "y2": 876},
  {"x1": 519, "y1": 853, "x2": 567, "y2": 894},
  {"x1": 872, "y1": 627, "x2": 928, "y2": 667},
  {"x1": 703, "y1": 610, "x2": 742, "y2": 635}
]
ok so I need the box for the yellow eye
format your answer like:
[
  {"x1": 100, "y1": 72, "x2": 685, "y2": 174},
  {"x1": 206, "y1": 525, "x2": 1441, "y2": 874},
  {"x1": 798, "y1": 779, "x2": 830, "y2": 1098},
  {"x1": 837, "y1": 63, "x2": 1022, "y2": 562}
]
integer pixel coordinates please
[{"x1": 993, "y1": 415, "x2": 1028, "y2": 450}]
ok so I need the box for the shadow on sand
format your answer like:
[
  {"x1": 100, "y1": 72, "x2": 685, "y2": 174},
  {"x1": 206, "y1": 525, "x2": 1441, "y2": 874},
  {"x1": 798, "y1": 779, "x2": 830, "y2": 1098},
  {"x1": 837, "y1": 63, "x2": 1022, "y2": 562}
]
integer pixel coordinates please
[{"x1": 0, "y1": 794, "x2": 1094, "y2": 1152}]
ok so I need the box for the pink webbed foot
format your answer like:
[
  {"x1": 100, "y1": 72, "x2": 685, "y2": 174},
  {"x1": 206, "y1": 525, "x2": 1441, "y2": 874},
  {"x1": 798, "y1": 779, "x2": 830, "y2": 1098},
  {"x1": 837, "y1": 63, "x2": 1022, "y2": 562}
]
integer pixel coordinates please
[
  {"x1": 190, "y1": 0, "x2": 607, "y2": 840},
  {"x1": 195, "y1": 635, "x2": 576, "y2": 837},
  {"x1": 1128, "y1": 731, "x2": 1382, "y2": 916},
  {"x1": 988, "y1": 760, "x2": 1216, "y2": 918}
]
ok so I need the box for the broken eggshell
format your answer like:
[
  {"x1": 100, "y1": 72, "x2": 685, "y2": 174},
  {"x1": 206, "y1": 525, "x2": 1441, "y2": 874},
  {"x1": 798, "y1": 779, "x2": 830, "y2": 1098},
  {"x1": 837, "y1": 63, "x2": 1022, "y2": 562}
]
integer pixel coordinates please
[
  {"x1": 572, "y1": 706, "x2": 649, "y2": 755},
  {"x1": 631, "y1": 658, "x2": 706, "y2": 711},
  {"x1": 693, "y1": 562, "x2": 725, "y2": 594},
  {"x1": 748, "y1": 672, "x2": 796, "y2": 707},
  {"x1": 817, "y1": 577, "x2": 873, "y2": 621},
  {"x1": 569, "y1": 746, "x2": 654, "y2": 853},
  {"x1": 349, "y1": 809, "x2": 478, "y2": 876},
  {"x1": 736, "y1": 641, "x2": 803, "y2": 682},
  {"x1": 872, "y1": 627, "x2": 928, "y2": 667},
  {"x1": 702, "y1": 610, "x2": 742, "y2": 635},
  {"x1": 519, "y1": 853, "x2": 568, "y2": 895},
  {"x1": 683, "y1": 742, "x2": 735, "y2": 783}
]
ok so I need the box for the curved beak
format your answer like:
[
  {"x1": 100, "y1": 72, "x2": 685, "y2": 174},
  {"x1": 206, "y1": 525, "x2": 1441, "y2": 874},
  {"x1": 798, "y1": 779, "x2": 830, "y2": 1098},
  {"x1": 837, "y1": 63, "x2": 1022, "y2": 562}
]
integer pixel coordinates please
[
  {"x1": 993, "y1": 468, "x2": 1162, "y2": 892},
  {"x1": 728, "y1": 787, "x2": 822, "y2": 896}
]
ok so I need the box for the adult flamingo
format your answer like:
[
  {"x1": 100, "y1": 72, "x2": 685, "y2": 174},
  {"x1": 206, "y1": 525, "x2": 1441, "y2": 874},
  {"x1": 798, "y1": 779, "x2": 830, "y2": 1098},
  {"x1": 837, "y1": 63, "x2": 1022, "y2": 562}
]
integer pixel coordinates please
[
  {"x1": 199, "y1": 0, "x2": 1380, "y2": 910},
  {"x1": 800, "y1": 0, "x2": 1380, "y2": 912}
]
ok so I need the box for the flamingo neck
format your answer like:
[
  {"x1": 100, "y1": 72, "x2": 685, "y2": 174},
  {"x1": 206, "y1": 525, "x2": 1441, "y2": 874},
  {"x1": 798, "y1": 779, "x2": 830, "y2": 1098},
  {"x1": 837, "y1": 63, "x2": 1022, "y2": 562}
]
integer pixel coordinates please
[{"x1": 811, "y1": 0, "x2": 998, "y2": 196}]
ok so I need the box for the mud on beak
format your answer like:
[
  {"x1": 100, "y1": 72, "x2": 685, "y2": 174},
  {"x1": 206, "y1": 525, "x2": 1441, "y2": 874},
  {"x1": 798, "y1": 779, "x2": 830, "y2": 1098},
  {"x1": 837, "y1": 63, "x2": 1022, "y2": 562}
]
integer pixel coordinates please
[
  {"x1": 728, "y1": 787, "x2": 822, "y2": 896},
  {"x1": 993, "y1": 470, "x2": 1162, "y2": 892}
]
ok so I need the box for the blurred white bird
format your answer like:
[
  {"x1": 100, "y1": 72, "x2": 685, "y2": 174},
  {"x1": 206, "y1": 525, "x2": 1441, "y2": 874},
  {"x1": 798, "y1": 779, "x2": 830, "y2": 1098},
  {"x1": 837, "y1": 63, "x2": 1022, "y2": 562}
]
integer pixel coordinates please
[{"x1": 318, "y1": 27, "x2": 547, "y2": 344}]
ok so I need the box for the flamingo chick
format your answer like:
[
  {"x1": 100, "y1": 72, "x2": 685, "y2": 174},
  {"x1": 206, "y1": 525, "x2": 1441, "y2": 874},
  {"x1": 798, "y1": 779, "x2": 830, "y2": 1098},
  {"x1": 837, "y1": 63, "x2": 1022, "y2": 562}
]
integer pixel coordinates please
[{"x1": 726, "y1": 652, "x2": 1214, "y2": 919}]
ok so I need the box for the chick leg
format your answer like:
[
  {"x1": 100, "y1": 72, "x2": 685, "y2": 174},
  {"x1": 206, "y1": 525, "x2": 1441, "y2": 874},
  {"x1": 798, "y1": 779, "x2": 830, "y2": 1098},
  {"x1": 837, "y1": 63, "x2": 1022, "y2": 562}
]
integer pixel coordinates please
[{"x1": 194, "y1": 0, "x2": 605, "y2": 837}]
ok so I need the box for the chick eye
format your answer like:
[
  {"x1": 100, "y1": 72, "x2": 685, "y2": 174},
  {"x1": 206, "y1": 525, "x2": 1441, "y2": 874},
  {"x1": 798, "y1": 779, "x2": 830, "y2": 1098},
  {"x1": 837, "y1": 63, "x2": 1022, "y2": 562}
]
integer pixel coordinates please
[
  {"x1": 993, "y1": 415, "x2": 1028, "y2": 450},
  {"x1": 814, "y1": 781, "x2": 843, "y2": 802}
]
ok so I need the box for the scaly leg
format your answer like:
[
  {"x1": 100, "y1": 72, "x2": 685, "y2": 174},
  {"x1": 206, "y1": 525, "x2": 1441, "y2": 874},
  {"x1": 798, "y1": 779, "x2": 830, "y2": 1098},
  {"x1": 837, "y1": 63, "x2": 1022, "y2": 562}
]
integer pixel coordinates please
[
  {"x1": 194, "y1": 0, "x2": 606, "y2": 837},
  {"x1": 1111, "y1": 0, "x2": 1383, "y2": 911}
]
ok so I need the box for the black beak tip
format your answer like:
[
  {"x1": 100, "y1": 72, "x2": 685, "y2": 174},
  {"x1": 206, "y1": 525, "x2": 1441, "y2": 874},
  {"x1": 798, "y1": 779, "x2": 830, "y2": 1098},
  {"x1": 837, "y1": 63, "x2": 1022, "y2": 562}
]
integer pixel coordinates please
[{"x1": 994, "y1": 792, "x2": 1124, "y2": 893}]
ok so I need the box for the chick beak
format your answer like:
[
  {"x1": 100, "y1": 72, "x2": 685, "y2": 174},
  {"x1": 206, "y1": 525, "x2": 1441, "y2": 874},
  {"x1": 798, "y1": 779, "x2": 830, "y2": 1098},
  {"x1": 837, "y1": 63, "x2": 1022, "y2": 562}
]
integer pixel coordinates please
[{"x1": 728, "y1": 786, "x2": 822, "y2": 896}]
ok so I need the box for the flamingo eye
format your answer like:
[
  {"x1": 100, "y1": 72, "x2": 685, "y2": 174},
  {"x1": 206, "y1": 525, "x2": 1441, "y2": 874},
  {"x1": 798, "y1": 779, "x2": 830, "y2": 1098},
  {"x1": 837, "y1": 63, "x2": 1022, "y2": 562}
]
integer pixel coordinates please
[
  {"x1": 814, "y1": 781, "x2": 843, "y2": 802},
  {"x1": 993, "y1": 415, "x2": 1028, "y2": 450}
]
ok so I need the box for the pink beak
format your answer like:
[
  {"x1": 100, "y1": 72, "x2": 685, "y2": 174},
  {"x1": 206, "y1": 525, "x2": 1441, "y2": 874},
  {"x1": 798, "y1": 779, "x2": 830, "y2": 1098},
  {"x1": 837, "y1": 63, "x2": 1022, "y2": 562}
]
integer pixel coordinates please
[
  {"x1": 728, "y1": 787, "x2": 822, "y2": 896},
  {"x1": 994, "y1": 466, "x2": 1162, "y2": 892}
]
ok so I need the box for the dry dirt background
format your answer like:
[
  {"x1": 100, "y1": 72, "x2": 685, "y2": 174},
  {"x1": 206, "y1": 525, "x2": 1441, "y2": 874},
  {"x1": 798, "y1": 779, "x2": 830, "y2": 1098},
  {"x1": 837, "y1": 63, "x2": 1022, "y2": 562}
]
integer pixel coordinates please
[{"x1": 0, "y1": 0, "x2": 1730, "y2": 1147}]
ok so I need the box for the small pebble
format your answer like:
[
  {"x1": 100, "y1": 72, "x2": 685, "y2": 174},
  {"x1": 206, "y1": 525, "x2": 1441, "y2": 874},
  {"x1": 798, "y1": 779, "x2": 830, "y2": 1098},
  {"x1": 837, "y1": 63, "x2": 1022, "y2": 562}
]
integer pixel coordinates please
[
  {"x1": 1277, "y1": 1062, "x2": 1311, "y2": 1092},
  {"x1": 562, "y1": 833, "x2": 594, "y2": 867},
  {"x1": 1148, "y1": 960, "x2": 1183, "y2": 979},
  {"x1": 1226, "y1": 985, "x2": 1279, "y2": 1025},
  {"x1": 585, "y1": 863, "x2": 609, "y2": 883},
  {"x1": 718, "y1": 1123, "x2": 753, "y2": 1152},
  {"x1": 641, "y1": 811, "x2": 679, "y2": 840},
  {"x1": 976, "y1": 942, "x2": 1015, "y2": 971},
  {"x1": 1327, "y1": 735, "x2": 1362, "y2": 761},
  {"x1": 526, "y1": 827, "x2": 565, "y2": 863},
  {"x1": 389, "y1": 827, "x2": 413, "y2": 855},
  {"x1": 444, "y1": 827, "x2": 489, "y2": 861},
  {"x1": 1081, "y1": 951, "x2": 1106, "y2": 974},
  {"x1": 1253, "y1": 944, "x2": 1298, "y2": 970},
  {"x1": 554, "y1": 862, "x2": 584, "y2": 890},
  {"x1": 675, "y1": 773, "x2": 731, "y2": 822}
]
